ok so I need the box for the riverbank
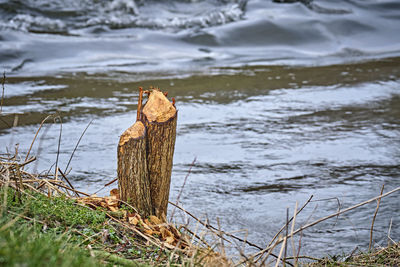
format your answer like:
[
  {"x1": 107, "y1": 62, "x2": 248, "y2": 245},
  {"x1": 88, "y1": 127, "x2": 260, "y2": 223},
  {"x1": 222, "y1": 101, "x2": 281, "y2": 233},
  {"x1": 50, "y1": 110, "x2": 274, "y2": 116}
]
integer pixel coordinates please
[
  {"x1": 1, "y1": 153, "x2": 399, "y2": 266},
  {"x1": 0, "y1": 168, "x2": 227, "y2": 266}
]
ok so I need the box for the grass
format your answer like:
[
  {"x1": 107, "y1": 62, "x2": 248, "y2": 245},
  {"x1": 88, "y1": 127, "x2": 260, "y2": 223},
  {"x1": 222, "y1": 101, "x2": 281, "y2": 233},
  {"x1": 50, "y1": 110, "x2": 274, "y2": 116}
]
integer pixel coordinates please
[
  {"x1": 0, "y1": 156, "x2": 399, "y2": 267},
  {"x1": 2, "y1": 186, "x2": 399, "y2": 267},
  {"x1": 1, "y1": 186, "x2": 400, "y2": 267},
  {"x1": 0, "y1": 223, "x2": 103, "y2": 267},
  {"x1": 0, "y1": 151, "x2": 232, "y2": 266},
  {"x1": 0, "y1": 187, "x2": 158, "y2": 266},
  {"x1": 5, "y1": 190, "x2": 106, "y2": 228},
  {"x1": 309, "y1": 243, "x2": 400, "y2": 266}
]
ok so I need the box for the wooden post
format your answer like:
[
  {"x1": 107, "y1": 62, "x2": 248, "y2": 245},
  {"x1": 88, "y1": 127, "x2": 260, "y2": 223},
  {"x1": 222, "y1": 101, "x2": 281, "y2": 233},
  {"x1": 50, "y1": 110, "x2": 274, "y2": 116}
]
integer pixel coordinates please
[
  {"x1": 142, "y1": 90, "x2": 177, "y2": 220},
  {"x1": 117, "y1": 88, "x2": 177, "y2": 220}
]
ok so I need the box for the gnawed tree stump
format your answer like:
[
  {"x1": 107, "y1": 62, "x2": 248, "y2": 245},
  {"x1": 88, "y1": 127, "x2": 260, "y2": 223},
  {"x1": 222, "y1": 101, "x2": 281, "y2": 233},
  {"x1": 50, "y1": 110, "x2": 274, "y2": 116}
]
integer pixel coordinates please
[
  {"x1": 142, "y1": 90, "x2": 177, "y2": 220},
  {"x1": 117, "y1": 120, "x2": 152, "y2": 217},
  {"x1": 117, "y1": 88, "x2": 177, "y2": 221}
]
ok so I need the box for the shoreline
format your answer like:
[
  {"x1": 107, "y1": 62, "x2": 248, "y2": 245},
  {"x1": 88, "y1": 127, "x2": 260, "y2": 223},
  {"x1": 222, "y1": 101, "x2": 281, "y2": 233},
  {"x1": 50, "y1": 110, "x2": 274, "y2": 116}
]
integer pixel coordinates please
[{"x1": 1, "y1": 155, "x2": 399, "y2": 266}]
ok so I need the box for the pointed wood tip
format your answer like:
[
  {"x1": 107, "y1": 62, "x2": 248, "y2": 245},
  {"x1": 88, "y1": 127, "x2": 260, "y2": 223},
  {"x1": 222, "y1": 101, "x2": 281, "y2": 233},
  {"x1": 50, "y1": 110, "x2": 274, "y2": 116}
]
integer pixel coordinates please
[{"x1": 142, "y1": 90, "x2": 176, "y2": 123}]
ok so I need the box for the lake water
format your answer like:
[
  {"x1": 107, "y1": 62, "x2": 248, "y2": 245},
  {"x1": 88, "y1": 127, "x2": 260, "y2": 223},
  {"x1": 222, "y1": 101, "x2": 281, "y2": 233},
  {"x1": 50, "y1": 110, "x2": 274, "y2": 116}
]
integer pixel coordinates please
[{"x1": 1, "y1": 0, "x2": 399, "y2": 260}]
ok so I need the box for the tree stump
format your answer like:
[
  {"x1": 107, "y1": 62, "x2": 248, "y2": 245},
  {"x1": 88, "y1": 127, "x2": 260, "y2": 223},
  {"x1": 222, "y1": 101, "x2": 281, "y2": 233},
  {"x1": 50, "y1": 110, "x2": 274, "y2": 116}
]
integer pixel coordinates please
[
  {"x1": 117, "y1": 88, "x2": 177, "y2": 221},
  {"x1": 142, "y1": 90, "x2": 177, "y2": 220},
  {"x1": 117, "y1": 120, "x2": 152, "y2": 217}
]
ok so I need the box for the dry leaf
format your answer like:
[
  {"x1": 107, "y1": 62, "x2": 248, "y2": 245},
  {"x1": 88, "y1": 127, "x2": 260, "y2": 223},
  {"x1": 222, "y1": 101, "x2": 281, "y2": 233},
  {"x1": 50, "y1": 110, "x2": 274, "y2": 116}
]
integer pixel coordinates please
[
  {"x1": 144, "y1": 229, "x2": 153, "y2": 235},
  {"x1": 160, "y1": 227, "x2": 173, "y2": 239},
  {"x1": 104, "y1": 197, "x2": 119, "y2": 211},
  {"x1": 108, "y1": 206, "x2": 118, "y2": 212},
  {"x1": 152, "y1": 230, "x2": 161, "y2": 236},
  {"x1": 149, "y1": 215, "x2": 162, "y2": 225},
  {"x1": 110, "y1": 188, "x2": 119, "y2": 199},
  {"x1": 163, "y1": 242, "x2": 175, "y2": 250},
  {"x1": 165, "y1": 236, "x2": 175, "y2": 245},
  {"x1": 169, "y1": 225, "x2": 181, "y2": 239},
  {"x1": 128, "y1": 214, "x2": 140, "y2": 225}
]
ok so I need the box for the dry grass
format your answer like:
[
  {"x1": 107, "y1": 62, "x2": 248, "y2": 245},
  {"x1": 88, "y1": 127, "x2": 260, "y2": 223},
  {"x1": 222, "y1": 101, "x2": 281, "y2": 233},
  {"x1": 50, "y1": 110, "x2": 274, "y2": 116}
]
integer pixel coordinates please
[
  {"x1": 2, "y1": 150, "x2": 399, "y2": 266},
  {"x1": 0, "y1": 150, "x2": 234, "y2": 266},
  {"x1": 309, "y1": 242, "x2": 400, "y2": 267}
]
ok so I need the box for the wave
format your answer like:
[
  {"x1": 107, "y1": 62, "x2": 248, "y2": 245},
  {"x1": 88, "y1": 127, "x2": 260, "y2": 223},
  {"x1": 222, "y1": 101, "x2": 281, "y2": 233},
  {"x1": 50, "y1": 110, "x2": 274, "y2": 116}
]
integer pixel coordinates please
[{"x1": 0, "y1": 0, "x2": 247, "y2": 34}]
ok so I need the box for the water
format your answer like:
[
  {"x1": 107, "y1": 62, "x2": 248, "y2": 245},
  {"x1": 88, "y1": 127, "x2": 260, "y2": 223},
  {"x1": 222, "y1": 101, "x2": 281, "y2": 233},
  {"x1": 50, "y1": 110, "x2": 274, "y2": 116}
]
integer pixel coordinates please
[{"x1": 1, "y1": 0, "x2": 400, "y2": 260}]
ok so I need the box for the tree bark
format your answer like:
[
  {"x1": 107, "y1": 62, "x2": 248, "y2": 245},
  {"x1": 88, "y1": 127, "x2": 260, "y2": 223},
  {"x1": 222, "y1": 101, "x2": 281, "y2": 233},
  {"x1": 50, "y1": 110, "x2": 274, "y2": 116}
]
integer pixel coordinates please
[
  {"x1": 117, "y1": 120, "x2": 152, "y2": 217},
  {"x1": 117, "y1": 88, "x2": 177, "y2": 220},
  {"x1": 142, "y1": 90, "x2": 177, "y2": 220}
]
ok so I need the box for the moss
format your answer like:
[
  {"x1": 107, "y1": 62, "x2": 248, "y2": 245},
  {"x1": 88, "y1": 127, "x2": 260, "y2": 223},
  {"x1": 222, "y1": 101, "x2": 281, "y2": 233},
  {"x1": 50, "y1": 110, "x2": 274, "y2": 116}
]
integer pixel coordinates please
[{"x1": 4, "y1": 189, "x2": 106, "y2": 229}]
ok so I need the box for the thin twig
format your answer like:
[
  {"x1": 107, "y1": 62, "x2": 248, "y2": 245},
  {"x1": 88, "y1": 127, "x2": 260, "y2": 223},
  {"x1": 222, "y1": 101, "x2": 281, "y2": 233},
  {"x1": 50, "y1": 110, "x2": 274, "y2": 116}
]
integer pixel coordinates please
[
  {"x1": 169, "y1": 201, "x2": 292, "y2": 266},
  {"x1": 369, "y1": 184, "x2": 384, "y2": 251},
  {"x1": 259, "y1": 236, "x2": 281, "y2": 266},
  {"x1": 284, "y1": 255, "x2": 321, "y2": 261},
  {"x1": 312, "y1": 197, "x2": 342, "y2": 227},
  {"x1": 0, "y1": 180, "x2": 38, "y2": 199},
  {"x1": 297, "y1": 230, "x2": 304, "y2": 261},
  {"x1": 179, "y1": 225, "x2": 211, "y2": 248},
  {"x1": 275, "y1": 236, "x2": 287, "y2": 267},
  {"x1": 137, "y1": 87, "x2": 143, "y2": 121},
  {"x1": 297, "y1": 204, "x2": 319, "y2": 261},
  {"x1": 15, "y1": 163, "x2": 24, "y2": 194},
  {"x1": 291, "y1": 202, "x2": 298, "y2": 267},
  {"x1": 251, "y1": 186, "x2": 400, "y2": 260},
  {"x1": 115, "y1": 198, "x2": 139, "y2": 214},
  {"x1": 217, "y1": 218, "x2": 226, "y2": 258},
  {"x1": 0, "y1": 210, "x2": 28, "y2": 231},
  {"x1": 2, "y1": 157, "x2": 36, "y2": 167},
  {"x1": 54, "y1": 116, "x2": 62, "y2": 180},
  {"x1": 169, "y1": 201, "x2": 244, "y2": 246},
  {"x1": 1, "y1": 71, "x2": 5, "y2": 114},
  {"x1": 170, "y1": 157, "x2": 196, "y2": 219},
  {"x1": 284, "y1": 207, "x2": 289, "y2": 267},
  {"x1": 46, "y1": 180, "x2": 90, "y2": 197},
  {"x1": 57, "y1": 168, "x2": 79, "y2": 197},
  {"x1": 254, "y1": 195, "x2": 313, "y2": 263},
  {"x1": 33, "y1": 122, "x2": 51, "y2": 173},
  {"x1": 7, "y1": 210, "x2": 45, "y2": 225},
  {"x1": 387, "y1": 218, "x2": 395, "y2": 246},
  {"x1": 104, "y1": 178, "x2": 118, "y2": 187},
  {"x1": 19, "y1": 182, "x2": 44, "y2": 196},
  {"x1": 104, "y1": 211, "x2": 171, "y2": 252},
  {"x1": 25, "y1": 114, "x2": 53, "y2": 163},
  {"x1": 64, "y1": 119, "x2": 93, "y2": 174},
  {"x1": 92, "y1": 177, "x2": 118, "y2": 195},
  {"x1": 43, "y1": 179, "x2": 64, "y2": 196},
  {"x1": 267, "y1": 195, "x2": 313, "y2": 249}
]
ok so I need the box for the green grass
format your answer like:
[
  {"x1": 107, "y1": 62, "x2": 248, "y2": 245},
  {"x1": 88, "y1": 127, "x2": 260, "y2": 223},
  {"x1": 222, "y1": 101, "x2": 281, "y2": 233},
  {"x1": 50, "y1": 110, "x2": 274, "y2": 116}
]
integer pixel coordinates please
[
  {"x1": 5, "y1": 187, "x2": 397, "y2": 267},
  {"x1": 0, "y1": 186, "x2": 197, "y2": 266},
  {"x1": 0, "y1": 222, "x2": 101, "y2": 267},
  {"x1": 0, "y1": 188, "x2": 146, "y2": 266},
  {"x1": 3, "y1": 190, "x2": 106, "y2": 229}
]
